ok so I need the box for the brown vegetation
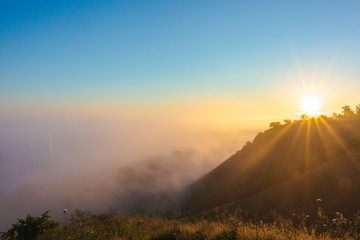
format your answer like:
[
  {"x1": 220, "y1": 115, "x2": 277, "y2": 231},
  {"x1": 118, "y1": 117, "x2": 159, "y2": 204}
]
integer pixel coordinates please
[{"x1": 4, "y1": 209, "x2": 360, "y2": 240}]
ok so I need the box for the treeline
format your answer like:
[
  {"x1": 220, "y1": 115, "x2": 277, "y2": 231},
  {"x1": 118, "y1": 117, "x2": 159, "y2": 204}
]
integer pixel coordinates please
[{"x1": 269, "y1": 104, "x2": 360, "y2": 129}]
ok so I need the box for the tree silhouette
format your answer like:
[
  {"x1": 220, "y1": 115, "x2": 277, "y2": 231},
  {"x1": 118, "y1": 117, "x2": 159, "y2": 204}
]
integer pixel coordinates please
[
  {"x1": 301, "y1": 114, "x2": 308, "y2": 120},
  {"x1": 269, "y1": 122, "x2": 281, "y2": 128},
  {"x1": 283, "y1": 119, "x2": 292, "y2": 125},
  {"x1": 355, "y1": 104, "x2": 360, "y2": 116},
  {"x1": 342, "y1": 105, "x2": 356, "y2": 118}
]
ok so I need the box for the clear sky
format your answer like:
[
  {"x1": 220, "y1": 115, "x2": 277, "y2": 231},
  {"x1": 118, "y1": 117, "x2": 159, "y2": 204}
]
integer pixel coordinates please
[{"x1": 1, "y1": 0, "x2": 360, "y2": 125}]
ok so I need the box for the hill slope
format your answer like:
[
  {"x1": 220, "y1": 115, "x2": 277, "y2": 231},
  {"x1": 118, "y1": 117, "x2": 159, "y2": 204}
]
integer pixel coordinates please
[{"x1": 181, "y1": 116, "x2": 360, "y2": 216}]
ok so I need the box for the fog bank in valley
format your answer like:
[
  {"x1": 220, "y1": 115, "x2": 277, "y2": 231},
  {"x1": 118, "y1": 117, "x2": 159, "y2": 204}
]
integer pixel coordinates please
[{"x1": 0, "y1": 116, "x2": 257, "y2": 231}]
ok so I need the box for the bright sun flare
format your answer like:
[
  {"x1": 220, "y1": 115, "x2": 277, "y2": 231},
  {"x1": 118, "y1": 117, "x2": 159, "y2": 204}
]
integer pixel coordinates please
[{"x1": 301, "y1": 96, "x2": 322, "y2": 115}]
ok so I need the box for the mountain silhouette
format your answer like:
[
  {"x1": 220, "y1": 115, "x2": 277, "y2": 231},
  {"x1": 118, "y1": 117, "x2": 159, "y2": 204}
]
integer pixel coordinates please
[{"x1": 181, "y1": 112, "x2": 360, "y2": 217}]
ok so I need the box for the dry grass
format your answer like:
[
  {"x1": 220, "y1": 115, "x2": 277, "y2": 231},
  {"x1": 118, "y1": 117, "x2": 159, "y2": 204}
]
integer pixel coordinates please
[{"x1": 30, "y1": 209, "x2": 360, "y2": 240}]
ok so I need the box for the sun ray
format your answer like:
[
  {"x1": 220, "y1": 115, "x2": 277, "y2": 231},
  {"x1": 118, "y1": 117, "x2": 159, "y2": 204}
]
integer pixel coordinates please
[
  {"x1": 304, "y1": 118, "x2": 312, "y2": 171},
  {"x1": 317, "y1": 117, "x2": 360, "y2": 170},
  {"x1": 313, "y1": 118, "x2": 332, "y2": 159},
  {"x1": 233, "y1": 124, "x2": 292, "y2": 177},
  {"x1": 285, "y1": 120, "x2": 306, "y2": 160}
]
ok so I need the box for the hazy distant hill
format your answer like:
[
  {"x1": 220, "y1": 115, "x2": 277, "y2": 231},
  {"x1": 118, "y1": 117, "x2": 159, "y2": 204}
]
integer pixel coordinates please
[{"x1": 181, "y1": 111, "x2": 360, "y2": 216}]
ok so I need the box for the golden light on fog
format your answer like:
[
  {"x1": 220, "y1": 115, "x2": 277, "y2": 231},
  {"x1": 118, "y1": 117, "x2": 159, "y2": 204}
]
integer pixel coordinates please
[{"x1": 301, "y1": 96, "x2": 322, "y2": 116}]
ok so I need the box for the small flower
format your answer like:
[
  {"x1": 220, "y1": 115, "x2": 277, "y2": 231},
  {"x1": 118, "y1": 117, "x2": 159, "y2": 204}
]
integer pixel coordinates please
[
  {"x1": 332, "y1": 219, "x2": 337, "y2": 224},
  {"x1": 305, "y1": 215, "x2": 310, "y2": 218}
]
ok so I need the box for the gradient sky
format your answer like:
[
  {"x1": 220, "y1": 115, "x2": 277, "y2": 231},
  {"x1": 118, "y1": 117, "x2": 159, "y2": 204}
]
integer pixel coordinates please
[
  {"x1": 2, "y1": 0, "x2": 360, "y2": 124},
  {"x1": 3, "y1": 1, "x2": 360, "y2": 230}
]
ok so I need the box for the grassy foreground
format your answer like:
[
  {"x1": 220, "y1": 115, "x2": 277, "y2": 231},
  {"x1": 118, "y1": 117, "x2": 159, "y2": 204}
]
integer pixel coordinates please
[{"x1": 2, "y1": 209, "x2": 355, "y2": 240}]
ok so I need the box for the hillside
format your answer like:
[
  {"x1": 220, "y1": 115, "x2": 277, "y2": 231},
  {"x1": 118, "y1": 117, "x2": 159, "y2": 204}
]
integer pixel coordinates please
[{"x1": 181, "y1": 109, "x2": 360, "y2": 216}]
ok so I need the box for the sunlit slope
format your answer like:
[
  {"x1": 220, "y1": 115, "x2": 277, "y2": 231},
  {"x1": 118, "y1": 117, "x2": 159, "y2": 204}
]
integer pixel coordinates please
[{"x1": 181, "y1": 117, "x2": 360, "y2": 214}]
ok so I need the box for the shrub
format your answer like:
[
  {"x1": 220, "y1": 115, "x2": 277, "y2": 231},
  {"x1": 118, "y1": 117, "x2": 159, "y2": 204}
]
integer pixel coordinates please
[{"x1": 2, "y1": 211, "x2": 57, "y2": 240}]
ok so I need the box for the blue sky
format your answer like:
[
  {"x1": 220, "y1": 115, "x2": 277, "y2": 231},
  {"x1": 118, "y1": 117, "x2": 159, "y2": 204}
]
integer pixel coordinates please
[{"x1": 1, "y1": 0, "x2": 360, "y2": 114}]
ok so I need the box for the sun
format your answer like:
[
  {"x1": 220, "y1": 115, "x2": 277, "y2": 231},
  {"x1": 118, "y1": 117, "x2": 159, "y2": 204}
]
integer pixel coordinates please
[{"x1": 301, "y1": 96, "x2": 322, "y2": 116}]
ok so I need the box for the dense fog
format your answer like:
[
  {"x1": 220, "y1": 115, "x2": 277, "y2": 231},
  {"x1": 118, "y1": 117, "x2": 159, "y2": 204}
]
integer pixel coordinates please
[{"x1": 0, "y1": 116, "x2": 256, "y2": 231}]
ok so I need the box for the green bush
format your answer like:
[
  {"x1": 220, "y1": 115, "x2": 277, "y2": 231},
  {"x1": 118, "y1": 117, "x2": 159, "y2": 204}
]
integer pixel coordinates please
[{"x1": 2, "y1": 211, "x2": 57, "y2": 240}]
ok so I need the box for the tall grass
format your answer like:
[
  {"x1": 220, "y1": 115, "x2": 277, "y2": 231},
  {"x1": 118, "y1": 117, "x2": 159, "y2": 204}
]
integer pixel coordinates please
[{"x1": 24, "y1": 208, "x2": 360, "y2": 240}]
